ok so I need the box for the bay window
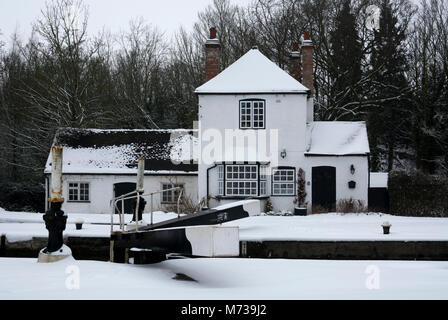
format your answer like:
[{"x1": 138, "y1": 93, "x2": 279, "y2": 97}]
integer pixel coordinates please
[{"x1": 225, "y1": 164, "x2": 258, "y2": 196}]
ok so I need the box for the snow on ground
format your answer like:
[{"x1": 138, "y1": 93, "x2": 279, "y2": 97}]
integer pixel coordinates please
[
  {"x1": 0, "y1": 257, "x2": 447, "y2": 299},
  {"x1": 1, "y1": 211, "x2": 448, "y2": 242}
]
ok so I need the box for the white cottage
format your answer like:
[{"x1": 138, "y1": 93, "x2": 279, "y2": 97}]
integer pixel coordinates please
[{"x1": 195, "y1": 29, "x2": 370, "y2": 213}]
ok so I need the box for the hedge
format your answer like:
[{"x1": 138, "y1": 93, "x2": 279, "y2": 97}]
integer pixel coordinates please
[
  {"x1": 0, "y1": 182, "x2": 45, "y2": 213},
  {"x1": 388, "y1": 170, "x2": 448, "y2": 217}
]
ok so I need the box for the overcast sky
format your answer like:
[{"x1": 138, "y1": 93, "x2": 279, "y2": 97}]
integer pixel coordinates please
[{"x1": 0, "y1": 0, "x2": 252, "y2": 44}]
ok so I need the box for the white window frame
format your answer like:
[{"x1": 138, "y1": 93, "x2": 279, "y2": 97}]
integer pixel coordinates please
[
  {"x1": 218, "y1": 165, "x2": 224, "y2": 195},
  {"x1": 260, "y1": 165, "x2": 268, "y2": 196},
  {"x1": 225, "y1": 164, "x2": 258, "y2": 196},
  {"x1": 161, "y1": 183, "x2": 184, "y2": 204},
  {"x1": 272, "y1": 168, "x2": 295, "y2": 196},
  {"x1": 68, "y1": 182, "x2": 90, "y2": 202},
  {"x1": 239, "y1": 100, "x2": 265, "y2": 129}
]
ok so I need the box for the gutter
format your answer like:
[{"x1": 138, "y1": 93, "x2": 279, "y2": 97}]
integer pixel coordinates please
[{"x1": 206, "y1": 164, "x2": 218, "y2": 207}]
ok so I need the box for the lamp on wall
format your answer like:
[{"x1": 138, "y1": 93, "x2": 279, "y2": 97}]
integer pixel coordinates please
[
  {"x1": 350, "y1": 164, "x2": 355, "y2": 175},
  {"x1": 280, "y1": 149, "x2": 287, "y2": 159}
]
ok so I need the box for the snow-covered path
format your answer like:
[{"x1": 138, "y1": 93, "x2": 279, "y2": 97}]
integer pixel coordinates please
[{"x1": 0, "y1": 257, "x2": 447, "y2": 299}]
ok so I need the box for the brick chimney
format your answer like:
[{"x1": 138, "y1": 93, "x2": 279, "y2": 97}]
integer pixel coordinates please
[
  {"x1": 301, "y1": 32, "x2": 314, "y2": 96},
  {"x1": 289, "y1": 42, "x2": 300, "y2": 81},
  {"x1": 205, "y1": 27, "x2": 220, "y2": 82}
]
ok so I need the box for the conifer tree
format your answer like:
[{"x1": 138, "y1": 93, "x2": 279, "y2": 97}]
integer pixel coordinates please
[{"x1": 368, "y1": 0, "x2": 410, "y2": 171}]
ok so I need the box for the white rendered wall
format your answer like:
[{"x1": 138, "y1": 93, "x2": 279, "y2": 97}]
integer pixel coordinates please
[
  {"x1": 59, "y1": 174, "x2": 198, "y2": 214},
  {"x1": 304, "y1": 156, "x2": 369, "y2": 211},
  {"x1": 198, "y1": 93, "x2": 309, "y2": 206},
  {"x1": 206, "y1": 156, "x2": 369, "y2": 212}
]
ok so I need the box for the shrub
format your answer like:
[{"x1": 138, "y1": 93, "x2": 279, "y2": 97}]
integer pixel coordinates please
[
  {"x1": 263, "y1": 210, "x2": 293, "y2": 216},
  {"x1": 336, "y1": 198, "x2": 367, "y2": 213},
  {"x1": 0, "y1": 182, "x2": 45, "y2": 213},
  {"x1": 164, "y1": 192, "x2": 201, "y2": 214},
  {"x1": 264, "y1": 198, "x2": 273, "y2": 212},
  {"x1": 388, "y1": 170, "x2": 448, "y2": 217},
  {"x1": 293, "y1": 168, "x2": 307, "y2": 207}
]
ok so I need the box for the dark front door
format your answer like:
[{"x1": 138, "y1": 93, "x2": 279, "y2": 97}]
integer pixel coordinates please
[
  {"x1": 312, "y1": 166, "x2": 336, "y2": 211},
  {"x1": 114, "y1": 182, "x2": 136, "y2": 214}
]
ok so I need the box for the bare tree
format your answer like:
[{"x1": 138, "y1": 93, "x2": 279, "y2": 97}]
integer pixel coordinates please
[{"x1": 113, "y1": 17, "x2": 166, "y2": 128}]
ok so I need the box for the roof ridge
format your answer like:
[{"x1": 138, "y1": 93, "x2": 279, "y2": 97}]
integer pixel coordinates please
[{"x1": 195, "y1": 48, "x2": 309, "y2": 94}]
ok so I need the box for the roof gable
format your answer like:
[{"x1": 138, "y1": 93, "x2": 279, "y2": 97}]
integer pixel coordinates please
[{"x1": 195, "y1": 48, "x2": 309, "y2": 94}]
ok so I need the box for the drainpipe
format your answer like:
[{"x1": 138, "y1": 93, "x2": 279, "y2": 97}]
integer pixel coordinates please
[
  {"x1": 136, "y1": 157, "x2": 145, "y2": 192},
  {"x1": 206, "y1": 164, "x2": 218, "y2": 209},
  {"x1": 135, "y1": 157, "x2": 145, "y2": 230}
]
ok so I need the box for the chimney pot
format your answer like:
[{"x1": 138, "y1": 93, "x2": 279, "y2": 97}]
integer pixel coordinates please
[
  {"x1": 289, "y1": 42, "x2": 300, "y2": 81},
  {"x1": 304, "y1": 31, "x2": 310, "y2": 41},
  {"x1": 210, "y1": 27, "x2": 217, "y2": 39},
  {"x1": 205, "y1": 27, "x2": 220, "y2": 82},
  {"x1": 301, "y1": 31, "x2": 314, "y2": 96},
  {"x1": 292, "y1": 42, "x2": 299, "y2": 52}
]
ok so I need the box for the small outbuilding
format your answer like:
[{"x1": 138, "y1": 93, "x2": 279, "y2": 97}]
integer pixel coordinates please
[{"x1": 44, "y1": 128, "x2": 198, "y2": 214}]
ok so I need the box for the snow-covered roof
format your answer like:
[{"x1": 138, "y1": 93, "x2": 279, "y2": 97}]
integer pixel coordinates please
[
  {"x1": 44, "y1": 128, "x2": 198, "y2": 174},
  {"x1": 370, "y1": 172, "x2": 388, "y2": 188},
  {"x1": 305, "y1": 121, "x2": 370, "y2": 156},
  {"x1": 195, "y1": 48, "x2": 309, "y2": 94}
]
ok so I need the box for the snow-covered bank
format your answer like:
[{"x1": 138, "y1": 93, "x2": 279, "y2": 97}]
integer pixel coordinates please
[
  {"x1": 225, "y1": 213, "x2": 448, "y2": 241},
  {"x1": 1, "y1": 211, "x2": 448, "y2": 242},
  {"x1": 0, "y1": 211, "x2": 181, "y2": 242},
  {"x1": 0, "y1": 211, "x2": 181, "y2": 224},
  {"x1": 0, "y1": 257, "x2": 447, "y2": 299}
]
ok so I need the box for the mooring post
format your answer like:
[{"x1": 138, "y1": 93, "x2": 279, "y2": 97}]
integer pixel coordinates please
[
  {"x1": 150, "y1": 193, "x2": 153, "y2": 225},
  {"x1": 134, "y1": 157, "x2": 145, "y2": 232},
  {"x1": 137, "y1": 157, "x2": 145, "y2": 193},
  {"x1": 0, "y1": 234, "x2": 6, "y2": 257},
  {"x1": 109, "y1": 239, "x2": 114, "y2": 262},
  {"x1": 39, "y1": 146, "x2": 70, "y2": 262}
]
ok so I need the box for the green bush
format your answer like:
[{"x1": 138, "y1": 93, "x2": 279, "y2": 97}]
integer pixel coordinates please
[{"x1": 388, "y1": 170, "x2": 448, "y2": 217}]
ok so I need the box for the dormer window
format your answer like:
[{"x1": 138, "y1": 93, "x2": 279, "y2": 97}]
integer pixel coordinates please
[{"x1": 240, "y1": 99, "x2": 265, "y2": 129}]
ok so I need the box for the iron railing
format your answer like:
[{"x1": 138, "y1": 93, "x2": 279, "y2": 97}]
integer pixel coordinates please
[{"x1": 110, "y1": 187, "x2": 183, "y2": 233}]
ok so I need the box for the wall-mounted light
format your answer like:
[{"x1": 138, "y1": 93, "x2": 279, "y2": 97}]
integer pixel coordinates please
[
  {"x1": 350, "y1": 164, "x2": 355, "y2": 175},
  {"x1": 280, "y1": 149, "x2": 287, "y2": 159}
]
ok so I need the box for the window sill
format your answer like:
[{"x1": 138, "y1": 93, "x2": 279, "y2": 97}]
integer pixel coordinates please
[
  {"x1": 216, "y1": 195, "x2": 270, "y2": 200},
  {"x1": 238, "y1": 127, "x2": 266, "y2": 130},
  {"x1": 270, "y1": 194, "x2": 295, "y2": 197}
]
